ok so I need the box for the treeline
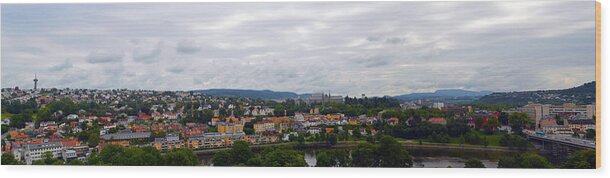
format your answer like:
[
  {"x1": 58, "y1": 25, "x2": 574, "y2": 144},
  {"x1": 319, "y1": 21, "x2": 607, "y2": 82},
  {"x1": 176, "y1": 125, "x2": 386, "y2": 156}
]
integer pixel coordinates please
[
  {"x1": 477, "y1": 81, "x2": 595, "y2": 105},
  {"x1": 2, "y1": 97, "x2": 109, "y2": 128},
  {"x1": 316, "y1": 135, "x2": 413, "y2": 167},
  {"x1": 86, "y1": 145, "x2": 199, "y2": 166},
  {"x1": 497, "y1": 149, "x2": 595, "y2": 169},
  {"x1": 1, "y1": 145, "x2": 199, "y2": 166},
  {"x1": 212, "y1": 141, "x2": 306, "y2": 167},
  {"x1": 268, "y1": 97, "x2": 400, "y2": 117}
]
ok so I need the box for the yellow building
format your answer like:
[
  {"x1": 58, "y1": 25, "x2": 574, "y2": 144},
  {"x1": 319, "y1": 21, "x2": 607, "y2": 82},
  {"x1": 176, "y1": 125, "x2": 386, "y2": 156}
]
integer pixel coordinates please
[{"x1": 218, "y1": 123, "x2": 244, "y2": 134}]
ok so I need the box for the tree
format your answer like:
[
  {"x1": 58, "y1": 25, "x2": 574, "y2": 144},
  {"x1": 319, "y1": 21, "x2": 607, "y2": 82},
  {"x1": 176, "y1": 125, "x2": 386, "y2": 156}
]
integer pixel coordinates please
[
  {"x1": 69, "y1": 159, "x2": 84, "y2": 165},
  {"x1": 500, "y1": 134, "x2": 529, "y2": 151},
  {"x1": 316, "y1": 149, "x2": 351, "y2": 167},
  {"x1": 377, "y1": 135, "x2": 413, "y2": 167},
  {"x1": 509, "y1": 112, "x2": 531, "y2": 135},
  {"x1": 428, "y1": 132, "x2": 450, "y2": 143},
  {"x1": 498, "y1": 156, "x2": 519, "y2": 168},
  {"x1": 316, "y1": 151, "x2": 333, "y2": 167},
  {"x1": 245, "y1": 157, "x2": 263, "y2": 166},
  {"x1": 498, "y1": 153, "x2": 552, "y2": 168},
  {"x1": 447, "y1": 120, "x2": 470, "y2": 137},
  {"x1": 463, "y1": 131, "x2": 483, "y2": 145},
  {"x1": 230, "y1": 141, "x2": 254, "y2": 165},
  {"x1": 562, "y1": 149, "x2": 595, "y2": 169},
  {"x1": 163, "y1": 148, "x2": 199, "y2": 166},
  {"x1": 212, "y1": 150, "x2": 233, "y2": 166},
  {"x1": 42, "y1": 151, "x2": 57, "y2": 165},
  {"x1": 1, "y1": 153, "x2": 21, "y2": 165},
  {"x1": 498, "y1": 112, "x2": 510, "y2": 125},
  {"x1": 88, "y1": 133, "x2": 100, "y2": 148},
  {"x1": 1, "y1": 124, "x2": 8, "y2": 135},
  {"x1": 464, "y1": 159, "x2": 485, "y2": 168},
  {"x1": 517, "y1": 153, "x2": 553, "y2": 168},
  {"x1": 585, "y1": 129, "x2": 596, "y2": 140},
  {"x1": 351, "y1": 143, "x2": 378, "y2": 167},
  {"x1": 94, "y1": 144, "x2": 198, "y2": 166},
  {"x1": 260, "y1": 146, "x2": 306, "y2": 167},
  {"x1": 297, "y1": 134, "x2": 305, "y2": 145},
  {"x1": 327, "y1": 133, "x2": 338, "y2": 145}
]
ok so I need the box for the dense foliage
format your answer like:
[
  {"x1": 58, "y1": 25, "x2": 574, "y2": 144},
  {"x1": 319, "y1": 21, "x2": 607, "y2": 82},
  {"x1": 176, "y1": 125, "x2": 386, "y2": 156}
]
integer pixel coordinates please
[
  {"x1": 497, "y1": 152, "x2": 553, "y2": 168},
  {"x1": 212, "y1": 141, "x2": 306, "y2": 167},
  {"x1": 464, "y1": 159, "x2": 485, "y2": 168},
  {"x1": 562, "y1": 149, "x2": 595, "y2": 169},
  {"x1": 87, "y1": 145, "x2": 199, "y2": 166},
  {"x1": 317, "y1": 135, "x2": 413, "y2": 167}
]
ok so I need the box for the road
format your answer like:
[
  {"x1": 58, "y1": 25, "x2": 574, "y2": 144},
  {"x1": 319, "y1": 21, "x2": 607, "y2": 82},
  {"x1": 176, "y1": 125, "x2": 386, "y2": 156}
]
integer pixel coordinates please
[{"x1": 524, "y1": 130, "x2": 595, "y2": 149}]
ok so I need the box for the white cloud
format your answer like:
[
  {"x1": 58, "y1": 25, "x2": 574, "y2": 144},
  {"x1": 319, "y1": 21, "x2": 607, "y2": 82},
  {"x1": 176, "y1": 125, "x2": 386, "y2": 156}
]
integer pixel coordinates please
[{"x1": 1, "y1": 2, "x2": 596, "y2": 96}]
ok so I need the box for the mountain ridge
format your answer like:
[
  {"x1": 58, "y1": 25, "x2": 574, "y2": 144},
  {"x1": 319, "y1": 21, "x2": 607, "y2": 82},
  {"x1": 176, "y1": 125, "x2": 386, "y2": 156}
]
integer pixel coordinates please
[{"x1": 477, "y1": 81, "x2": 595, "y2": 105}]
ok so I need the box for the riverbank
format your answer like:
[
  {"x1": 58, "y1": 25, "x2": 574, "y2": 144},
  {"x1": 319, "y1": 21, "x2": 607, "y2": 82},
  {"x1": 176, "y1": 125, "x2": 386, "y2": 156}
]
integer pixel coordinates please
[{"x1": 193, "y1": 140, "x2": 523, "y2": 155}]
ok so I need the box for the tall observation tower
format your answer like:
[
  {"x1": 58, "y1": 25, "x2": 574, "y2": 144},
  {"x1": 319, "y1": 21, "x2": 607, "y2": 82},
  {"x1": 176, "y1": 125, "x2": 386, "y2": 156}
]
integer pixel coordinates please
[{"x1": 33, "y1": 74, "x2": 39, "y2": 90}]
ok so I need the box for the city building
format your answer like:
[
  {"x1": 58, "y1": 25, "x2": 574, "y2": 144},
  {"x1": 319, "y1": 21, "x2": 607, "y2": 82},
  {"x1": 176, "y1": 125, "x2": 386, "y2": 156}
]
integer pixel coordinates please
[
  {"x1": 519, "y1": 103, "x2": 595, "y2": 130},
  {"x1": 567, "y1": 119, "x2": 596, "y2": 133},
  {"x1": 22, "y1": 142, "x2": 64, "y2": 165},
  {"x1": 153, "y1": 134, "x2": 185, "y2": 152},
  {"x1": 541, "y1": 125, "x2": 573, "y2": 136},
  {"x1": 100, "y1": 131, "x2": 151, "y2": 141},
  {"x1": 217, "y1": 122, "x2": 244, "y2": 134},
  {"x1": 306, "y1": 92, "x2": 343, "y2": 104},
  {"x1": 428, "y1": 117, "x2": 447, "y2": 125}
]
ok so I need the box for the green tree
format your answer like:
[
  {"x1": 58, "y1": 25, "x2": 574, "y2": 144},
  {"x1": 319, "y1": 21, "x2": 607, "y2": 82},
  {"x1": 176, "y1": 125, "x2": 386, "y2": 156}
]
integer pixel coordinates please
[
  {"x1": 230, "y1": 141, "x2": 255, "y2": 165},
  {"x1": 562, "y1": 149, "x2": 595, "y2": 169},
  {"x1": 88, "y1": 133, "x2": 100, "y2": 148},
  {"x1": 377, "y1": 135, "x2": 413, "y2": 167},
  {"x1": 428, "y1": 132, "x2": 450, "y2": 143},
  {"x1": 464, "y1": 159, "x2": 485, "y2": 168},
  {"x1": 351, "y1": 143, "x2": 378, "y2": 167},
  {"x1": 163, "y1": 148, "x2": 199, "y2": 166},
  {"x1": 69, "y1": 159, "x2": 84, "y2": 165},
  {"x1": 500, "y1": 134, "x2": 529, "y2": 151},
  {"x1": 42, "y1": 151, "x2": 57, "y2": 165},
  {"x1": 509, "y1": 112, "x2": 531, "y2": 135},
  {"x1": 517, "y1": 153, "x2": 553, "y2": 168},
  {"x1": 212, "y1": 150, "x2": 234, "y2": 166},
  {"x1": 327, "y1": 133, "x2": 338, "y2": 145},
  {"x1": 260, "y1": 146, "x2": 306, "y2": 167},
  {"x1": 316, "y1": 151, "x2": 333, "y2": 167},
  {"x1": 585, "y1": 129, "x2": 596, "y2": 140},
  {"x1": 463, "y1": 130, "x2": 483, "y2": 145},
  {"x1": 498, "y1": 156, "x2": 519, "y2": 168},
  {"x1": 1, "y1": 153, "x2": 21, "y2": 165},
  {"x1": 245, "y1": 157, "x2": 263, "y2": 166}
]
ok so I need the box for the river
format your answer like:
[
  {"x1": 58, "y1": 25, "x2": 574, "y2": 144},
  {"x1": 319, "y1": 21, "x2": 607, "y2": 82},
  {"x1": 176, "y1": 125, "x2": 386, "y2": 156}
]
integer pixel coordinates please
[
  {"x1": 302, "y1": 149, "x2": 499, "y2": 168},
  {"x1": 199, "y1": 147, "x2": 504, "y2": 168}
]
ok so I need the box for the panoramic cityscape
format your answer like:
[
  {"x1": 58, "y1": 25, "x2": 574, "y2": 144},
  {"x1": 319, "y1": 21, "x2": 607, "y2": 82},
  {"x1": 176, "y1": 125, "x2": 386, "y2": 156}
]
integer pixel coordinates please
[{"x1": 0, "y1": 2, "x2": 597, "y2": 168}]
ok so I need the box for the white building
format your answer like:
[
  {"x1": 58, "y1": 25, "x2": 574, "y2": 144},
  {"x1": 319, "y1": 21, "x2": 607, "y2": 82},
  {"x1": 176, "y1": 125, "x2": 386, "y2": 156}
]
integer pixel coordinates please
[
  {"x1": 432, "y1": 102, "x2": 445, "y2": 110},
  {"x1": 23, "y1": 142, "x2": 64, "y2": 165}
]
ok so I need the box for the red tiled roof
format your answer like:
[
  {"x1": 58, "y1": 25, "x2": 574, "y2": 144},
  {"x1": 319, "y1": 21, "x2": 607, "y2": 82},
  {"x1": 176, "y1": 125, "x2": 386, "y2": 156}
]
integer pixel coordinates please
[{"x1": 428, "y1": 118, "x2": 447, "y2": 123}]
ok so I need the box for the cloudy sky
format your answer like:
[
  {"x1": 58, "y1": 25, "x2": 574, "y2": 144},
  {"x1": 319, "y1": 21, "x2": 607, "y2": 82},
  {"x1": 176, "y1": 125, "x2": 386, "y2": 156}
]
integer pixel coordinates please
[{"x1": 1, "y1": 1, "x2": 596, "y2": 96}]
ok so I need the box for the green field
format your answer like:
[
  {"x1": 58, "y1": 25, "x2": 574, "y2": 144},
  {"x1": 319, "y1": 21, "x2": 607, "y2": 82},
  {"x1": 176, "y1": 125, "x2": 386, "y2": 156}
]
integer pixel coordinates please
[
  {"x1": 423, "y1": 131, "x2": 506, "y2": 147},
  {"x1": 1, "y1": 112, "x2": 14, "y2": 120}
]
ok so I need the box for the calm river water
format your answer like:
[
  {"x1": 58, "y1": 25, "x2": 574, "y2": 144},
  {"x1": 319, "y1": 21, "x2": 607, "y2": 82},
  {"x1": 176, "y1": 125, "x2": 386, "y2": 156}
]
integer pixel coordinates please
[
  {"x1": 302, "y1": 149, "x2": 499, "y2": 168},
  {"x1": 199, "y1": 147, "x2": 503, "y2": 168}
]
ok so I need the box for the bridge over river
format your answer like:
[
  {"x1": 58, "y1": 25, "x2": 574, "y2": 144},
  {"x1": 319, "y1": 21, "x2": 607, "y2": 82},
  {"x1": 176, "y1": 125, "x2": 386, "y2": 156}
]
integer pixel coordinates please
[{"x1": 525, "y1": 130, "x2": 595, "y2": 161}]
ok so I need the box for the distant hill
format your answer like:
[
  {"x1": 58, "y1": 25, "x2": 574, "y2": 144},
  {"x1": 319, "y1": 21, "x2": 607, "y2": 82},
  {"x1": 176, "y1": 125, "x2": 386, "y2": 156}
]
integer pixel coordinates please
[
  {"x1": 190, "y1": 89, "x2": 311, "y2": 100},
  {"x1": 394, "y1": 89, "x2": 493, "y2": 103},
  {"x1": 477, "y1": 81, "x2": 596, "y2": 105}
]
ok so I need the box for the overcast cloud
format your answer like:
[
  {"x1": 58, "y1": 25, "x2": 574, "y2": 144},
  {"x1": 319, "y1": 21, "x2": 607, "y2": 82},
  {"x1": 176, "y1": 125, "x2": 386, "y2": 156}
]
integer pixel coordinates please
[{"x1": 1, "y1": 2, "x2": 596, "y2": 96}]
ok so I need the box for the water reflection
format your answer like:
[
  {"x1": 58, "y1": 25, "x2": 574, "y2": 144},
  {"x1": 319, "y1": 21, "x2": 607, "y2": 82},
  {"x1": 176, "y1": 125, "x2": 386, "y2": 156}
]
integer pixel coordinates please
[
  {"x1": 302, "y1": 149, "x2": 498, "y2": 168},
  {"x1": 200, "y1": 148, "x2": 500, "y2": 168}
]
